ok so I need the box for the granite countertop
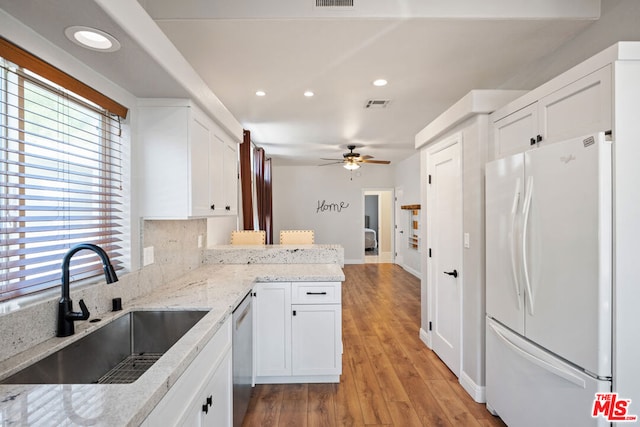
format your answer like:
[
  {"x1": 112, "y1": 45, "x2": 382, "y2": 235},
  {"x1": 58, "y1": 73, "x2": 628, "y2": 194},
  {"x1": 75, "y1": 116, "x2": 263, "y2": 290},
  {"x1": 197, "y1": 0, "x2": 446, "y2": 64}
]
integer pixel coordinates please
[
  {"x1": 204, "y1": 244, "x2": 345, "y2": 266},
  {"x1": 0, "y1": 263, "x2": 345, "y2": 426}
]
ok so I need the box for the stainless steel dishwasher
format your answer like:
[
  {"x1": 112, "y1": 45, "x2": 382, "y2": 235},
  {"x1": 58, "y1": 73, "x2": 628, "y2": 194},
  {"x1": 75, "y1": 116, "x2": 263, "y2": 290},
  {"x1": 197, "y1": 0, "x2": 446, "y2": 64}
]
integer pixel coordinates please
[{"x1": 232, "y1": 290, "x2": 253, "y2": 427}]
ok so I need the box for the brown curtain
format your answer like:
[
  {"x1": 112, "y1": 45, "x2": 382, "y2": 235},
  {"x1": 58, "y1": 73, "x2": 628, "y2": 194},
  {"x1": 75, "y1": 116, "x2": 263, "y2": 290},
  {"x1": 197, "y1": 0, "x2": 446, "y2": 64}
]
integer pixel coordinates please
[
  {"x1": 240, "y1": 130, "x2": 253, "y2": 230},
  {"x1": 254, "y1": 147, "x2": 273, "y2": 244},
  {"x1": 264, "y1": 157, "x2": 273, "y2": 244},
  {"x1": 240, "y1": 130, "x2": 273, "y2": 243}
]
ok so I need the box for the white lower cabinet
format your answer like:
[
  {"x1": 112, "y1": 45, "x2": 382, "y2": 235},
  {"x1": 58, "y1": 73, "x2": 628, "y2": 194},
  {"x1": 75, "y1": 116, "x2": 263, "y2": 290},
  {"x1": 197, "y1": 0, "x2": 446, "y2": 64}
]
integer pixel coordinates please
[
  {"x1": 181, "y1": 350, "x2": 232, "y2": 427},
  {"x1": 255, "y1": 282, "x2": 342, "y2": 384},
  {"x1": 143, "y1": 317, "x2": 232, "y2": 427}
]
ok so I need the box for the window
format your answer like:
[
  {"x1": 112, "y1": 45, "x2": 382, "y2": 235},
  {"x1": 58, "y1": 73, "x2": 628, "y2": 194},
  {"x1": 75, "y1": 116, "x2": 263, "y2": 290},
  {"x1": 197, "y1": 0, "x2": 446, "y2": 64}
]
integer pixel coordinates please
[{"x1": 1, "y1": 42, "x2": 126, "y2": 301}]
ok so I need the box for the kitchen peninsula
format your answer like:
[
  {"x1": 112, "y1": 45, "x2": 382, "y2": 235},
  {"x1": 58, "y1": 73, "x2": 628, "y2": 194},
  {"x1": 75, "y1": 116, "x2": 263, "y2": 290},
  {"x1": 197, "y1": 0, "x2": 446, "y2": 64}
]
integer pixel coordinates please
[{"x1": 0, "y1": 245, "x2": 344, "y2": 426}]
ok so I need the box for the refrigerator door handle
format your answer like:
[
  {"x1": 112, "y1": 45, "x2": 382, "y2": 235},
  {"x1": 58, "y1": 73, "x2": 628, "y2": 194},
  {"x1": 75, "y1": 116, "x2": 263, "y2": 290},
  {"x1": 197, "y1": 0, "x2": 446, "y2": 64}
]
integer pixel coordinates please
[
  {"x1": 509, "y1": 179, "x2": 522, "y2": 310},
  {"x1": 489, "y1": 322, "x2": 586, "y2": 388},
  {"x1": 522, "y1": 176, "x2": 535, "y2": 315}
]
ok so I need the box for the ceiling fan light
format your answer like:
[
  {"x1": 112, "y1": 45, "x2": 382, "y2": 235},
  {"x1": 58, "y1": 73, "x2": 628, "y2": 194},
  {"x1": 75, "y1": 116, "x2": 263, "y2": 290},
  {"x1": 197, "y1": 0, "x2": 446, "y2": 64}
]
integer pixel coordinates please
[{"x1": 344, "y1": 162, "x2": 360, "y2": 170}]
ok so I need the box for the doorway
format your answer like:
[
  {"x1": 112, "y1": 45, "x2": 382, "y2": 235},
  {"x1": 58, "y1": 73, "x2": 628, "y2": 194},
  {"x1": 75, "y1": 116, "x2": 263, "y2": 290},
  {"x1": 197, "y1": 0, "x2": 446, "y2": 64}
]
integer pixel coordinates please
[{"x1": 363, "y1": 189, "x2": 394, "y2": 263}]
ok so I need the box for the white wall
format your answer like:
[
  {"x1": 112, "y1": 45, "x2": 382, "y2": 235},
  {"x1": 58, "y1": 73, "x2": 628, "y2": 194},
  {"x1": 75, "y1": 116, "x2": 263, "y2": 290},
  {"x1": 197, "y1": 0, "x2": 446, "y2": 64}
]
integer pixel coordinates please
[
  {"x1": 503, "y1": 0, "x2": 640, "y2": 90},
  {"x1": 394, "y1": 153, "x2": 421, "y2": 276},
  {"x1": 272, "y1": 164, "x2": 395, "y2": 263}
]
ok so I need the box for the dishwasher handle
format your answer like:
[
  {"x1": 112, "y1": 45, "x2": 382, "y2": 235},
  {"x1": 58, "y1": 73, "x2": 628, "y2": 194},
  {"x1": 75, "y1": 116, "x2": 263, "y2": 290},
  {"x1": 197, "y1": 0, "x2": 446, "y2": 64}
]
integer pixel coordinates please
[{"x1": 233, "y1": 291, "x2": 253, "y2": 328}]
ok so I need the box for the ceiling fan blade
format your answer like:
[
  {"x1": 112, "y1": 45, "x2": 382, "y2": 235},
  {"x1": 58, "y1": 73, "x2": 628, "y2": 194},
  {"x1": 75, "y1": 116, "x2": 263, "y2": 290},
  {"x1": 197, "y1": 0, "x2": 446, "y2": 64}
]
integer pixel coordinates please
[
  {"x1": 360, "y1": 155, "x2": 373, "y2": 160},
  {"x1": 318, "y1": 161, "x2": 344, "y2": 166},
  {"x1": 361, "y1": 159, "x2": 391, "y2": 164},
  {"x1": 320, "y1": 158, "x2": 344, "y2": 161}
]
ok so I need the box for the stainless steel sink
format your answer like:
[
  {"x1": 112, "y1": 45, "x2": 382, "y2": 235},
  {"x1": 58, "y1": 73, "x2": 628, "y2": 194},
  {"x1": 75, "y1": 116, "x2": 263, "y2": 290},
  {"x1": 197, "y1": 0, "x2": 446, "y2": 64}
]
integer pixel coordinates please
[{"x1": 1, "y1": 310, "x2": 208, "y2": 385}]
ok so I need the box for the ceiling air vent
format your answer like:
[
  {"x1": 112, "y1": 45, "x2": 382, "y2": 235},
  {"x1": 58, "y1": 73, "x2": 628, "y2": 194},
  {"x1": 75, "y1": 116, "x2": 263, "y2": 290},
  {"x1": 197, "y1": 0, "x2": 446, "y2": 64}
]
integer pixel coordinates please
[
  {"x1": 316, "y1": 0, "x2": 354, "y2": 7},
  {"x1": 365, "y1": 99, "x2": 390, "y2": 109}
]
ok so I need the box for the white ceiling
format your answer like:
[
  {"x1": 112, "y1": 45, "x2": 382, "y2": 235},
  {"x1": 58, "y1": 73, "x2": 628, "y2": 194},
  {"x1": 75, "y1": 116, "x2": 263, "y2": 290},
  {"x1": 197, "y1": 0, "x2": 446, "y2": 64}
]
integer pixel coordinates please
[{"x1": 0, "y1": 0, "x2": 602, "y2": 166}]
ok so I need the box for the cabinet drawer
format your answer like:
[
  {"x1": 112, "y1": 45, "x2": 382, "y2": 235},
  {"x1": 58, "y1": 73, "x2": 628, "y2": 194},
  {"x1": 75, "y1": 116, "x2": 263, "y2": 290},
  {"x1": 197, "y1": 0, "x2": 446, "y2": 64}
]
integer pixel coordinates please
[{"x1": 292, "y1": 282, "x2": 341, "y2": 304}]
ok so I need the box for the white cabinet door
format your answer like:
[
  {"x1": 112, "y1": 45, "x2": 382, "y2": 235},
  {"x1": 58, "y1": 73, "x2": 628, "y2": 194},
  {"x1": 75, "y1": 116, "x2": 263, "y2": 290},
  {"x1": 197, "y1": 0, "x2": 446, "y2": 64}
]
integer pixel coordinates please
[
  {"x1": 190, "y1": 113, "x2": 214, "y2": 217},
  {"x1": 180, "y1": 349, "x2": 232, "y2": 427},
  {"x1": 291, "y1": 304, "x2": 341, "y2": 376},
  {"x1": 539, "y1": 65, "x2": 612, "y2": 144},
  {"x1": 138, "y1": 105, "x2": 190, "y2": 218},
  {"x1": 255, "y1": 282, "x2": 292, "y2": 377},
  {"x1": 493, "y1": 102, "x2": 538, "y2": 159},
  {"x1": 223, "y1": 141, "x2": 238, "y2": 214},
  {"x1": 208, "y1": 133, "x2": 225, "y2": 214}
]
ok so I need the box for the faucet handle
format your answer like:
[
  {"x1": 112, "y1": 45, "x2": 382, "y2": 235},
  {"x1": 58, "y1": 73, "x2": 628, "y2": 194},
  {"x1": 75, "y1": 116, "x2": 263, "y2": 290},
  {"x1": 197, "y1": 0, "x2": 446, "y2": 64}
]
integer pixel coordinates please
[{"x1": 77, "y1": 299, "x2": 90, "y2": 320}]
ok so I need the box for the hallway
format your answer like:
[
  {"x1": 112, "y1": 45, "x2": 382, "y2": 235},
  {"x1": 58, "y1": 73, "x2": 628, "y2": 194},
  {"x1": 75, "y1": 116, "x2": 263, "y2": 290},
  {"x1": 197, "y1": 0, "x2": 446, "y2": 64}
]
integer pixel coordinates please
[{"x1": 242, "y1": 264, "x2": 505, "y2": 426}]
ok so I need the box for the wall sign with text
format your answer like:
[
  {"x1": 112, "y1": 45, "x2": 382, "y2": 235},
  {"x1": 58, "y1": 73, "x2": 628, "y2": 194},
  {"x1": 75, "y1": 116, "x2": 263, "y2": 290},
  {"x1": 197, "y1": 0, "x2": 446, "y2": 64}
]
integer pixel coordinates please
[{"x1": 316, "y1": 200, "x2": 350, "y2": 213}]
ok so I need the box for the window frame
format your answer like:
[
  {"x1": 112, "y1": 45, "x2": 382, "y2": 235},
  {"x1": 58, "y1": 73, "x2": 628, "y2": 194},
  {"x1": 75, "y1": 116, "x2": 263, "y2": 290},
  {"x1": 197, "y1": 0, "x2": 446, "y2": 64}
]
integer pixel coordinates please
[{"x1": 1, "y1": 38, "x2": 128, "y2": 302}]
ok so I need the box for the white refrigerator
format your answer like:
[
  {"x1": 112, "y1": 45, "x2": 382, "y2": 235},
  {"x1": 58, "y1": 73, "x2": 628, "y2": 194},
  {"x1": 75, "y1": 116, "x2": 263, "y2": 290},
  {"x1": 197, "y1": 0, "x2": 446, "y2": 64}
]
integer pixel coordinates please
[{"x1": 485, "y1": 132, "x2": 612, "y2": 427}]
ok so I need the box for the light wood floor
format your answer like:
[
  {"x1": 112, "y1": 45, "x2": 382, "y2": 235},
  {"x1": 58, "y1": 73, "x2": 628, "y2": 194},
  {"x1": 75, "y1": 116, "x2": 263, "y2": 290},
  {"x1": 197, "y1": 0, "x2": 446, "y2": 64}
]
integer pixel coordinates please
[{"x1": 242, "y1": 263, "x2": 506, "y2": 427}]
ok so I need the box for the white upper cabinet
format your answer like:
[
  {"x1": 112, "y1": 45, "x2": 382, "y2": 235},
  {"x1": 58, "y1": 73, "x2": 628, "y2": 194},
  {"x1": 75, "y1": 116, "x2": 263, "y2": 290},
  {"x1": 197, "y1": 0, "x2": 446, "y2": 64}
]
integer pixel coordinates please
[
  {"x1": 538, "y1": 65, "x2": 612, "y2": 144},
  {"x1": 493, "y1": 102, "x2": 538, "y2": 158},
  {"x1": 138, "y1": 99, "x2": 239, "y2": 219},
  {"x1": 491, "y1": 65, "x2": 612, "y2": 159}
]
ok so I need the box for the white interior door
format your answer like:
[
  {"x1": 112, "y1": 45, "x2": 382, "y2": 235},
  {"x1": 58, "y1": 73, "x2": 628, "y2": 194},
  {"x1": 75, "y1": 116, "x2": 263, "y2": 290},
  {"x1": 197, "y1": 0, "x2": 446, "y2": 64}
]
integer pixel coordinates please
[{"x1": 427, "y1": 138, "x2": 462, "y2": 377}]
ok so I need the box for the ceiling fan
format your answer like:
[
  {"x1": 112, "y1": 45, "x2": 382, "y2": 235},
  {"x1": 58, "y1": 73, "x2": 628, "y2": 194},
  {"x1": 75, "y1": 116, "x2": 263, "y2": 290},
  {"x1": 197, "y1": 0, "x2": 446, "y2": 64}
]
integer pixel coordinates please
[{"x1": 320, "y1": 145, "x2": 391, "y2": 170}]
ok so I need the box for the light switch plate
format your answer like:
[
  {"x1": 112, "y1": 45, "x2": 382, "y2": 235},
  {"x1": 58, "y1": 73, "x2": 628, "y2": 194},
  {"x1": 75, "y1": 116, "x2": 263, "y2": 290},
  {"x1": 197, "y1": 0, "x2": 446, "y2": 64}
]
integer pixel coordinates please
[{"x1": 464, "y1": 233, "x2": 470, "y2": 249}]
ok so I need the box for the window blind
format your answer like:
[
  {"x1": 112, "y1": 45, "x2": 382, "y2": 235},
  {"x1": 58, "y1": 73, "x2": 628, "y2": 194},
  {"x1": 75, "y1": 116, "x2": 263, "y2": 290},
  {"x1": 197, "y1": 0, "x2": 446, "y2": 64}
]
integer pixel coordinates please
[{"x1": 1, "y1": 58, "x2": 124, "y2": 301}]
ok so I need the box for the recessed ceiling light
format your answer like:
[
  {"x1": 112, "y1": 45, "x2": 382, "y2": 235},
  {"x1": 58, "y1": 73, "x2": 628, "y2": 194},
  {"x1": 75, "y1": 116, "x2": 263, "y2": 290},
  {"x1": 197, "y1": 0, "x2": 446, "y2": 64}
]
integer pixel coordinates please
[
  {"x1": 255, "y1": 90, "x2": 266, "y2": 97},
  {"x1": 304, "y1": 91, "x2": 314, "y2": 97},
  {"x1": 65, "y1": 26, "x2": 121, "y2": 52},
  {"x1": 373, "y1": 79, "x2": 388, "y2": 87}
]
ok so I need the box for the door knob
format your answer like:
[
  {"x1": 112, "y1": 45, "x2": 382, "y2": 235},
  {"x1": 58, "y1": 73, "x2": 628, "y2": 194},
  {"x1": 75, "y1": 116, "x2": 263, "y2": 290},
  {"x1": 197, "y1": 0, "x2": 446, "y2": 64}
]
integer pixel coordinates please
[{"x1": 444, "y1": 269, "x2": 458, "y2": 278}]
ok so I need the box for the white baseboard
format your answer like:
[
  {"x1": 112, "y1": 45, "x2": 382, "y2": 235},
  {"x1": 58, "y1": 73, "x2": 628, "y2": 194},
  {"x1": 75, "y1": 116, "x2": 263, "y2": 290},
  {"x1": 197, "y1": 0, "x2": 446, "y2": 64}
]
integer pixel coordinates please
[
  {"x1": 486, "y1": 402, "x2": 498, "y2": 416},
  {"x1": 400, "y1": 264, "x2": 420, "y2": 278},
  {"x1": 344, "y1": 258, "x2": 364, "y2": 264},
  {"x1": 419, "y1": 327, "x2": 431, "y2": 348},
  {"x1": 459, "y1": 371, "x2": 486, "y2": 403},
  {"x1": 418, "y1": 328, "x2": 485, "y2": 403}
]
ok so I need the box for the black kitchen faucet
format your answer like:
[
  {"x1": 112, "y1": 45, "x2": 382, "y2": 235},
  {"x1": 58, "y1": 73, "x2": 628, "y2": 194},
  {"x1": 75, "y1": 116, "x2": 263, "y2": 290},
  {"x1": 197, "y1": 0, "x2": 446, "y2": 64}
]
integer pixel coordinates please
[{"x1": 57, "y1": 243, "x2": 118, "y2": 337}]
